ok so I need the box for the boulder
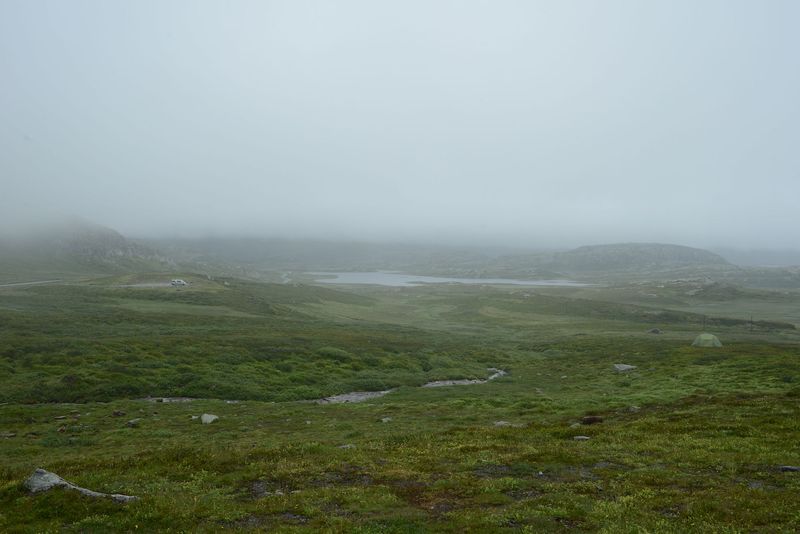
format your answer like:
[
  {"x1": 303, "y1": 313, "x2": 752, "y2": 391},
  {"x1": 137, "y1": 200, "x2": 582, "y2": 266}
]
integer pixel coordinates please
[
  {"x1": 200, "y1": 414, "x2": 218, "y2": 424},
  {"x1": 24, "y1": 468, "x2": 137, "y2": 503},
  {"x1": 613, "y1": 364, "x2": 637, "y2": 372}
]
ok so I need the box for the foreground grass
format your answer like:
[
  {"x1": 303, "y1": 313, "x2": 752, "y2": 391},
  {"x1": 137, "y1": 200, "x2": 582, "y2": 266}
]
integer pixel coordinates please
[{"x1": 1, "y1": 387, "x2": 798, "y2": 532}]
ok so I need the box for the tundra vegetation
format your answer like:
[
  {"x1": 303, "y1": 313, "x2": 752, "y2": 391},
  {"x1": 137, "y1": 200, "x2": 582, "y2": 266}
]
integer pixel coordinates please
[{"x1": 1, "y1": 265, "x2": 799, "y2": 532}]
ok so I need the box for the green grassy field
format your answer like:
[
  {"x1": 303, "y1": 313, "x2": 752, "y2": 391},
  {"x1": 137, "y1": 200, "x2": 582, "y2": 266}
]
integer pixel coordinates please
[{"x1": 1, "y1": 273, "x2": 799, "y2": 532}]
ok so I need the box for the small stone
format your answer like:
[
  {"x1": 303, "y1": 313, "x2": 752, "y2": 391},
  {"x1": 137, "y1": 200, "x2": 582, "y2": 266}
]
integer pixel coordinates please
[
  {"x1": 494, "y1": 421, "x2": 512, "y2": 427},
  {"x1": 126, "y1": 419, "x2": 141, "y2": 428},
  {"x1": 190, "y1": 415, "x2": 199, "y2": 420},
  {"x1": 338, "y1": 444, "x2": 356, "y2": 449},
  {"x1": 627, "y1": 406, "x2": 641, "y2": 413},
  {"x1": 57, "y1": 426, "x2": 66, "y2": 433},
  {"x1": 574, "y1": 435, "x2": 591, "y2": 441},
  {"x1": 305, "y1": 420, "x2": 311, "y2": 425},
  {"x1": 569, "y1": 422, "x2": 581, "y2": 429},
  {"x1": 200, "y1": 414, "x2": 218, "y2": 424},
  {"x1": 381, "y1": 417, "x2": 392, "y2": 423},
  {"x1": 112, "y1": 410, "x2": 125, "y2": 417},
  {"x1": 779, "y1": 466, "x2": 799, "y2": 472},
  {"x1": 0, "y1": 432, "x2": 16, "y2": 438},
  {"x1": 560, "y1": 375, "x2": 568, "y2": 379},
  {"x1": 54, "y1": 415, "x2": 67, "y2": 420},
  {"x1": 613, "y1": 364, "x2": 637, "y2": 372}
]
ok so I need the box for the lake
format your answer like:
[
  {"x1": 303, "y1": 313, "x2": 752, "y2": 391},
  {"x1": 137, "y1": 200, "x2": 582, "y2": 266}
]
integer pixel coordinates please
[{"x1": 308, "y1": 271, "x2": 588, "y2": 287}]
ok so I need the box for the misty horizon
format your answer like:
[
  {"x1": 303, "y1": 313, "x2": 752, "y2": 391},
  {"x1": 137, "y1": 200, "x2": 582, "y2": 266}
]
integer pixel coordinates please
[
  {"x1": 5, "y1": 212, "x2": 800, "y2": 270},
  {"x1": 2, "y1": 1, "x2": 799, "y2": 249}
]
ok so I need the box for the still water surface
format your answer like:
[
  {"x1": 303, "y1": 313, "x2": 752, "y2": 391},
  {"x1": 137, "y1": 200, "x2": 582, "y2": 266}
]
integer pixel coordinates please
[{"x1": 309, "y1": 271, "x2": 588, "y2": 287}]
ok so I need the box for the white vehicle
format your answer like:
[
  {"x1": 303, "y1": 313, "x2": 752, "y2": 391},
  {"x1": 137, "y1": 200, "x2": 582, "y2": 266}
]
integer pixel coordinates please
[{"x1": 170, "y1": 279, "x2": 188, "y2": 287}]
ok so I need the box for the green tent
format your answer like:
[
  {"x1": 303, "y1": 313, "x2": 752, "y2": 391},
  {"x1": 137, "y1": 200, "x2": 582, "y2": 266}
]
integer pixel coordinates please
[{"x1": 692, "y1": 333, "x2": 722, "y2": 347}]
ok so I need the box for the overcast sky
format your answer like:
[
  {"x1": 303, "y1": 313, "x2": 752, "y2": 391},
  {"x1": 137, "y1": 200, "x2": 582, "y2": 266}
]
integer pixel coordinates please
[{"x1": 1, "y1": 0, "x2": 798, "y2": 248}]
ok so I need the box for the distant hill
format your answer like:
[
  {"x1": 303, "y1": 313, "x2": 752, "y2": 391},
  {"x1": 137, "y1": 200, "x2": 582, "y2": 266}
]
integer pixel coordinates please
[
  {"x1": 712, "y1": 247, "x2": 800, "y2": 267},
  {"x1": 6, "y1": 224, "x2": 796, "y2": 289},
  {"x1": 547, "y1": 243, "x2": 730, "y2": 273},
  {"x1": 143, "y1": 239, "x2": 741, "y2": 282},
  {"x1": 143, "y1": 237, "x2": 496, "y2": 276},
  {"x1": 0, "y1": 218, "x2": 174, "y2": 282}
]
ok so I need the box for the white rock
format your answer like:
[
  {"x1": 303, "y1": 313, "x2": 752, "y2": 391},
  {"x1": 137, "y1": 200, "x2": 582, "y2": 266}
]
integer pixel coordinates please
[
  {"x1": 574, "y1": 435, "x2": 591, "y2": 441},
  {"x1": 613, "y1": 364, "x2": 637, "y2": 372},
  {"x1": 200, "y1": 414, "x2": 219, "y2": 424},
  {"x1": 24, "y1": 468, "x2": 137, "y2": 503}
]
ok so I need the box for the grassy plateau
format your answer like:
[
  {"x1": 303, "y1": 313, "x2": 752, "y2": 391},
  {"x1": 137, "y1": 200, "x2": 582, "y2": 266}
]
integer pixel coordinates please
[{"x1": 1, "y1": 272, "x2": 799, "y2": 532}]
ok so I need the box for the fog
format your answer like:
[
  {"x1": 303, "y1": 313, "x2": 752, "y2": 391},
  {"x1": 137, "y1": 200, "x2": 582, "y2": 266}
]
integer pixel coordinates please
[{"x1": 2, "y1": 1, "x2": 799, "y2": 249}]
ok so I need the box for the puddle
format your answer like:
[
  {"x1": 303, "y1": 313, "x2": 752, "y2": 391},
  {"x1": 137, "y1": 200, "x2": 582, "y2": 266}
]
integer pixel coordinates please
[{"x1": 316, "y1": 390, "x2": 394, "y2": 404}]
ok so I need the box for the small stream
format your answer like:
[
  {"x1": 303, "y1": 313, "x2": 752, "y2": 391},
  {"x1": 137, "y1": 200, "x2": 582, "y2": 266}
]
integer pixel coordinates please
[
  {"x1": 140, "y1": 368, "x2": 509, "y2": 406},
  {"x1": 316, "y1": 368, "x2": 508, "y2": 404}
]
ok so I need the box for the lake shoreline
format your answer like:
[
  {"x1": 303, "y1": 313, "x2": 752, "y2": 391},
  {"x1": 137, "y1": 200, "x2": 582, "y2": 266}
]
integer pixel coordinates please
[{"x1": 306, "y1": 271, "x2": 590, "y2": 287}]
